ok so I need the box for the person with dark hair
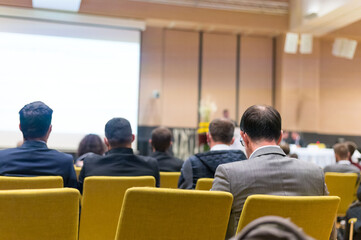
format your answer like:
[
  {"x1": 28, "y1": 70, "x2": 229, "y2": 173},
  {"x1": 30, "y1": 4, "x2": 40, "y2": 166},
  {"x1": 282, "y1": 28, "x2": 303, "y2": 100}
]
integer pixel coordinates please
[
  {"x1": 0, "y1": 101, "x2": 77, "y2": 188},
  {"x1": 149, "y1": 127, "x2": 183, "y2": 172},
  {"x1": 75, "y1": 134, "x2": 106, "y2": 167},
  {"x1": 78, "y1": 117, "x2": 160, "y2": 192},
  {"x1": 324, "y1": 143, "x2": 360, "y2": 174},
  {"x1": 212, "y1": 105, "x2": 328, "y2": 239},
  {"x1": 345, "y1": 141, "x2": 361, "y2": 170},
  {"x1": 178, "y1": 118, "x2": 246, "y2": 189}
]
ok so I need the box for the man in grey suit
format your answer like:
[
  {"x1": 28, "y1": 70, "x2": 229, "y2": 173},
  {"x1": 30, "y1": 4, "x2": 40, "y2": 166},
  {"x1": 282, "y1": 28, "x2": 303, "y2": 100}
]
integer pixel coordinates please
[
  {"x1": 324, "y1": 143, "x2": 360, "y2": 174},
  {"x1": 211, "y1": 105, "x2": 328, "y2": 239}
]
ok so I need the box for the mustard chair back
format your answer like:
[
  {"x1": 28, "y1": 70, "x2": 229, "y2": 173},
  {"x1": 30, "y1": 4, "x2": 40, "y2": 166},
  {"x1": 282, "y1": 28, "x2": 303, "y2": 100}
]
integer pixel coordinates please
[
  {"x1": 79, "y1": 176, "x2": 155, "y2": 240},
  {"x1": 325, "y1": 172, "x2": 359, "y2": 216},
  {"x1": 236, "y1": 194, "x2": 340, "y2": 240},
  {"x1": 74, "y1": 166, "x2": 81, "y2": 180},
  {"x1": 0, "y1": 176, "x2": 63, "y2": 190},
  {"x1": 0, "y1": 188, "x2": 80, "y2": 240},
  {"x1": 159, "y1": 172, "x2": 181, "y2": 188},
  {"x1": 195, "y1": 178, "x2": 214, "y2": 190},
  {"x1": 115, "y1": 187, "x2": 233, "y2": 240}
]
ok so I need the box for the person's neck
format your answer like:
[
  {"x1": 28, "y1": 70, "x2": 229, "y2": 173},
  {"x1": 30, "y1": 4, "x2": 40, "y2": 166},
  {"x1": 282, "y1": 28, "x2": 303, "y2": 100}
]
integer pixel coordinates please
[
  {"x1": 108, "y1": 144, "x2": 131, "y2": 151},
  {"x1": 247, "y1": 140, "x2": 278, "y2": 158},
  {"x1": 209, "y1": 141, "x2": 230, "y2": 149},
  {"x1": 25, "y1": 138, "x2": 47, "y2": 143}
]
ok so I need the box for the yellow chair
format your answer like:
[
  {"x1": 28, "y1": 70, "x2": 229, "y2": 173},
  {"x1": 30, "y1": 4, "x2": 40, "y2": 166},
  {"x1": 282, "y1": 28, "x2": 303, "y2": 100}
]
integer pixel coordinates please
[
  {"x1": 325, "y1": 172, "x2": 359, "y2": 216},
  {"x1": 0, "y1": 188, "x2": 80, "y2": 240},
  {"x1": 74, "y1": 166, "x2": 82, "y2": 180},
  {"x1": 159, "y1": 171, "x2": 181, "y2": 188},
  {"x1": 236, "y1": 194, "x2": 340, "y2": 240},
  {"x1": 0, "y1": 176, "x2": 63, "y2": 190},
  {"x1": 115, "y1": 187, "x2": 233, "y2": 240},
  {"x1": 195, "y1": 178, "x2": 214, "y2": 190},
  {"x1": 79, "y1": 176, "x2": 155, "y2": 240}
]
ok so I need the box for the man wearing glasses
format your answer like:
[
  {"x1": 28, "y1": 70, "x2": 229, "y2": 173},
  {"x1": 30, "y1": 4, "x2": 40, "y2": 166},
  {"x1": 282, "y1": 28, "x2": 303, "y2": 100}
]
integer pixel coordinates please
[{"x1": 212, "y1": 105, "x2": 328, "y2": 239}]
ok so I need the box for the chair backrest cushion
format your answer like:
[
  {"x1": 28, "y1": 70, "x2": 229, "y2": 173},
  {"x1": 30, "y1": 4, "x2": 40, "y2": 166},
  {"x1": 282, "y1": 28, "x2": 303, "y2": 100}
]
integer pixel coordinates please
[
  {"x1": 0, "y1": 188, "x2": 80, "y2": 240},
  {"x1": 325, "y1": 172, "x2": 359, "y2": 215},
  {"x1": 195, "y1": 178, "x2": 214, "y2": 190},
  {"x1": 0, "y1": 176, "x2": 63, "y2": 190},
  {"x1": 159, "y1": 172, "x2": 181, "y2": 188},
  {"x1": 236, "y1": 194, "x2": 340, "y2": 240},
  {"x1": 79, "y1": 176, "x2": 155, "y2": 240},
  {"x1": 116, "y1": 187, "x2": 233, "y2": 240}
]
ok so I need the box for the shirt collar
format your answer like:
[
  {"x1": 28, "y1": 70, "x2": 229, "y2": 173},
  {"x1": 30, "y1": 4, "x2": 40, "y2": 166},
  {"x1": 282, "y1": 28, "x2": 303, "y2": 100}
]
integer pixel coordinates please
[
  {"x1": 249, "y1": 145, "x2": 282, "y2": 159},
  {"x1": 338, "y1": 160, "x2": 351, "y2": 165},
  {"x1": 211, "y1": 144, "x2": 231, "y2": 151}
]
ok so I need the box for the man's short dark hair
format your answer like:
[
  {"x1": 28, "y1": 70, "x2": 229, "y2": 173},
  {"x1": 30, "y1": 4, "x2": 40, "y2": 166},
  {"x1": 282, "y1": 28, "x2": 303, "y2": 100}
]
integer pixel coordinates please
[
  {"x1": 240, "y1": 105, "x2": 282, "y2": 142},
  {"x1": 209, "y1": 118, "x2": 235, "y2": 144},
  {"x1": 19, "y1": 101, "x2": 53, "y2": 140},
  {"x1": 151, "y1": 127, "x2": 172, "y2": 152},
  {"x1": 105, "y1": 118, "x2": 133, "y2": 147},
  {"x1": 333, "y1": 143, "x2": 349, "y2": 160}
]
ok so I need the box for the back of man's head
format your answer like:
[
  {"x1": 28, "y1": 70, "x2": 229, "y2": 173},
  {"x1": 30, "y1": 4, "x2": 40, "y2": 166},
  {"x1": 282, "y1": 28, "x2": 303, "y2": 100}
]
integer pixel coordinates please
[
  {"x1": 209, "y1": 118, "x2": 235, "y2": 144},
  {"x1": 19, "y1": 101, "x2": 53, "y2": 140},
  {"x1": 240, "y1": 105, "x2": 281, "y2": 142},
  {"x1": 333, "y1": 143, "x2": 349, "y2": 160},
  {"x1": 151, "y1": 127, "x2": 172, "y2": 152},
  {"x1": 105, "y1": 118, "x2": 133, "y2": 148}
]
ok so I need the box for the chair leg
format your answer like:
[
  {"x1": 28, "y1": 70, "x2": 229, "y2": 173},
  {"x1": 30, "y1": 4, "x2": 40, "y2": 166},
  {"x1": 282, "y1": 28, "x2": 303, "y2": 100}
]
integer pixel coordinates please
[{"x1": 349, "y1": 218, "x2": 357, "y2": 240}]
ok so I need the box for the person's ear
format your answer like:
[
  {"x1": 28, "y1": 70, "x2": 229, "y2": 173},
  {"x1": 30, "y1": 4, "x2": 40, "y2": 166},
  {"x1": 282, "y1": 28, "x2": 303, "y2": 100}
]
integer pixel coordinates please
[
  {"x1": 241, "y1": 131, "x2": 250, "y2": 147},
  {"x1": 206, "y1": 132, "x2": 212, "y2": 143},
  {"x1": 149, "y1": 139, "x2": 152, "y2": 145},
  {"x1": 230, "y1": 137, "x2": 235, "y2": 145},
  {"x1": 104, "y1": 137, "x2": 110, "y2": 149},
  {"x1": 131, "y1": 134, "x2": 135, "y2": 143},
  {"x1": 277, "y1": 131, "x2": 283, "y2": 145},
  {"x1": 19, "y1": 123, "x2": 22, "y2": 131}
]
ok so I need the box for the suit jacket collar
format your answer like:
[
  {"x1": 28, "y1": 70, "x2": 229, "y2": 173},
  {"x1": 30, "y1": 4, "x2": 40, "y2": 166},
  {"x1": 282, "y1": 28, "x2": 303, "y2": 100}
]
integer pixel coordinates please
[
  {"x1": 106, "y1": 147, "x2": 133, "y2": 155},
  {"x1": 21, "y1": 140, "x2": 48, "y2": 149},
  {"x1": 249, "y1": 145, "x2": 285, "y2": 159}
]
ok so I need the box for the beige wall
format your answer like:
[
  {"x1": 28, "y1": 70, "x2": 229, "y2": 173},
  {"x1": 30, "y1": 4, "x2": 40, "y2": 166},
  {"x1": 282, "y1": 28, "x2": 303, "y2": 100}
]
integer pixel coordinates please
[
  {"x1": 239, "y1": 36, "x2": 273, "y2": 123},
  {"x1": 319, "y1": 39, "x2": 361, "y2": 135},
  {"x1": 201, "y1": 33, "x2": 237, "y2": 121},
  {"x1": 139, "y1": 27, "x2": 274, "y2": 128}
]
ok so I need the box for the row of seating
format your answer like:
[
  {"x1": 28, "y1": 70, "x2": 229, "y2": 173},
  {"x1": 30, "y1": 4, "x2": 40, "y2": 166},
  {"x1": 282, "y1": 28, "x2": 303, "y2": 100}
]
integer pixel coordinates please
[
  {"x1": 0, "y1": 172, "x2": 357, "y2": 240},
  {"x1": 0, "y1": 177, "x2": 340, "y2": 240}
]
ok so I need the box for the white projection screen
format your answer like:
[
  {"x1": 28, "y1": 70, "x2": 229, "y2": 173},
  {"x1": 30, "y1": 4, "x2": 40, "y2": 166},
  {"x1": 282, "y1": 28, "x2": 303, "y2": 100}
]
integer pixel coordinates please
[{"x1": 0, "y1": 16, "x2": 141, "y2": 151}]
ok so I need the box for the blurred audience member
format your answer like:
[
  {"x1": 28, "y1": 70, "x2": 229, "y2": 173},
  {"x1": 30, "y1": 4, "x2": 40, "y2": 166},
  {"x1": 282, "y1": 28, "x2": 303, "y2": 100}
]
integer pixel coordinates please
[
  {"x1": 78, "y1": 118, "x2": 160, "y2": 192},
  {"x1": 324, "y1": 143, "x2": 360, "y2": 174},
  {"x1": 289, "y1": 153, "x2": 299, "y2": 159},
  {"x1": 75, "y1": 134, "x2": 106, "y2": 167},
  {"x1": 345, "y1": 141, "x2": 361, "y2": 171},
  {"x1": 178, "y1": 118, "x2": 246, "y2": 189},
  {"x1": 223, "y1": 109, "x2": 237, "y2": 126},
  {"x1": 280, "y1": 143, "x2": 290, "y2": 155},
  {"x1": 0, "y1": 101, "x2": 77, "y2": 188},
  {"x1": 150, "y1": 127, "x2": 183, "y2": 172},
  {"x1": 290, "y1": 132, "x2": 304, "y2": 147}
]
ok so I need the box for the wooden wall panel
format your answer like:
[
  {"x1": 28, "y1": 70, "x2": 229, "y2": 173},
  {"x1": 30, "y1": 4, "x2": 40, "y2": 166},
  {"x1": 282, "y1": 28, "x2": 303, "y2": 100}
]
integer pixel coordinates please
[
  {"x1": 275, "y1": 35, "x2": 320, "y2": 132},
  {"x1": 239, "y1": 36, "x2": 273, "y2": 123},
  {"x1": 138, "y1": 27, "x2": 163, "y2": 126},
  {"x1": 201, "y1": 33, "x2": 237, "y2": 121},
  {"x1": 162, "y1": 29, "x2": 199, "y2": 128},
  {"x1": 319, "y1": 39, "x2": 361, "y2": 135}
]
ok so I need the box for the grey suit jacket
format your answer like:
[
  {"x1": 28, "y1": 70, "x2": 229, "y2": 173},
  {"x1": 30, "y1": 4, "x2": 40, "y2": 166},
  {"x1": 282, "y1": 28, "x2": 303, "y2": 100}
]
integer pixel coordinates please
[
  {"x1": 211, "y1": 146, "x2": 328, "y2": 239},
  {"x1": 324, "y1": 163, "x2": 360, "y2": 175}
]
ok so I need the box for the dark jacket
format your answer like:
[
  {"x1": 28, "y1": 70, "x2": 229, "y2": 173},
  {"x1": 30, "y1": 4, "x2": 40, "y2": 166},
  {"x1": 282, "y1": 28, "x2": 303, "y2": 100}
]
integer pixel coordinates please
[
  {"x1": 150, "y1": 151, "x2": 183, "y2": 172},
  {"x1": 78, "y1": 147, "x2": 160, "y2": 192},
  {"x1": 0, "y1": 140, "x2": 77, "y2": 188},
  {"x1": 178, "y1": 149, "x2": 247, "y2": 189}
]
